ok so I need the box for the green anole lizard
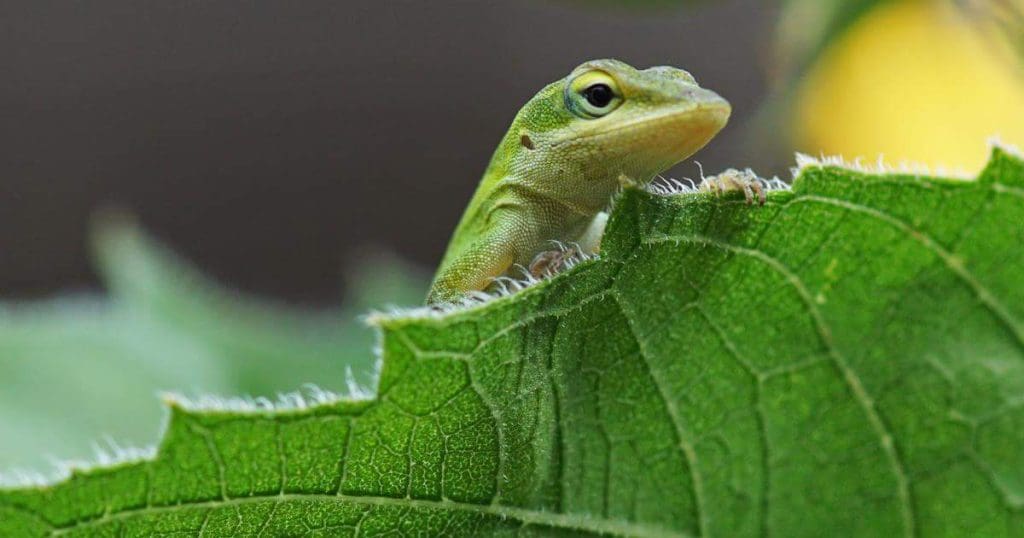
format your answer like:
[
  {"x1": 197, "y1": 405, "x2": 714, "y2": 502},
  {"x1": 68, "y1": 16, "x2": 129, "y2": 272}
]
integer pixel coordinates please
[{"x1": 427, "y1": 59, "x2": 760, "y2": 304}]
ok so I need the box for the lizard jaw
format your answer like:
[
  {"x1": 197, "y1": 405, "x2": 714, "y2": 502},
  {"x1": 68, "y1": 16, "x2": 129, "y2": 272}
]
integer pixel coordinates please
[{"x1": 563, "y1": 97, "x2": 731, "y2": 178}]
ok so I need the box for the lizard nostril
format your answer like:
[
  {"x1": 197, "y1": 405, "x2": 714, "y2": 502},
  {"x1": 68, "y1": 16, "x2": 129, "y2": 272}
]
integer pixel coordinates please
[{"x1": 520, "y1": 134, "x2": 535, "y2": 150}]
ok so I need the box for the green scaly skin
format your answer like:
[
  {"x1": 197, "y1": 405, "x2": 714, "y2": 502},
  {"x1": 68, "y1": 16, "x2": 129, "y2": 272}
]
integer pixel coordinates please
[{"x1": 427, "y1": 59, "x2": 730, "y2": 304}]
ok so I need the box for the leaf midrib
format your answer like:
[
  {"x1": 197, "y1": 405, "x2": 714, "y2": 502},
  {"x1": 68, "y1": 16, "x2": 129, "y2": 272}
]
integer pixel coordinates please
[{"x1": 46, "y1": 491, "x2": 693, "y2": 538}]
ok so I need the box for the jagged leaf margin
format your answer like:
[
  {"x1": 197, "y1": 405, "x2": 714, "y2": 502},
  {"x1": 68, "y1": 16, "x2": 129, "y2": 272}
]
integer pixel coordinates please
[{"x1": 2, "y1": 147, "x2": 1023, "y2": 537}]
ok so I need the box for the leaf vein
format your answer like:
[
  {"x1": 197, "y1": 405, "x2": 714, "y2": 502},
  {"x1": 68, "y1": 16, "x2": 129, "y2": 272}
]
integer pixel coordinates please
[
  {"x1": 610, "y1": 291, "x2": 709, "y2": 538},
  {"x1": 793, "y1": 195, "x2": 1024, "y2": 352},
  {"x1": 643, "y1": 233, "x2": 916, "y2": 537},
  {"x1": 47, "y1": 492, "x2": 692, "y2": 538}
]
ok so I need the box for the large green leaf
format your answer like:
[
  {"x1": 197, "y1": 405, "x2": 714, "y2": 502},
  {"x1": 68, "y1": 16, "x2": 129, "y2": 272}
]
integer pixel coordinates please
[{"x1": 3, "y1": 148, "x2": 1024, "y2": 536}]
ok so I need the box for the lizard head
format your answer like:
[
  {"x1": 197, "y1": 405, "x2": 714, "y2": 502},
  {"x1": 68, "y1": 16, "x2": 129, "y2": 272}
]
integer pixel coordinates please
[{"x1": 509, "y1": 59, "x2": 730, "y2": 190}]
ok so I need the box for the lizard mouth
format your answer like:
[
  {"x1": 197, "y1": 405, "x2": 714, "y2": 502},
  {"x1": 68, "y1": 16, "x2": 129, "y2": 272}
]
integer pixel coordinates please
[
  {"x1": 599, "y1": 106, "x2": 725, "y2": 140},
  {"x1": 560, "y1": 96, "x2": 731, "y2": 161},
  {"x1": 547, "y1": 98, "x2": 728, "y2": 181}
]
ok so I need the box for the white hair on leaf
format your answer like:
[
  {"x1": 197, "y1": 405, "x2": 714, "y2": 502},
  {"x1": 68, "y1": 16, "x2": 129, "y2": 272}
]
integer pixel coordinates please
[
  {"x1": 0, "y1": 468, "x2": 52, "y2": 489},
  {"x1": 0, "y1": 381, "x2": 371, "y2": 489},
  {"x1": 646, "y1": 163, "x2": 791, "y2": 197},
  {"x1": 0, "y1": 374, "x2": 386, "y2": 490},
  {"x1": 792, "y1": 152, "x2": 972, "y2": 180},
  {"x1": 366, "y1": 247, "x2": 598, "y2": 324},
  {"x1": 989, "y1": 135, "x2": 1023, "y2": 159},
  {"x1": 163, "y1": 381, "x2": 371, "y2": 413},
  {"x1": 0, "y1": 436, "x2": 156, "y2": 489},
  {"x1": 646, "y1": 175, "x2": 702, "y2": 196}
]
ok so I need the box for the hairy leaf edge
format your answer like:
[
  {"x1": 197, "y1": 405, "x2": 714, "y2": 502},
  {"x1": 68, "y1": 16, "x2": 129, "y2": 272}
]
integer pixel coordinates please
[{"x1": 1, "y1": 141, "x2": 1019, "y2": 494}]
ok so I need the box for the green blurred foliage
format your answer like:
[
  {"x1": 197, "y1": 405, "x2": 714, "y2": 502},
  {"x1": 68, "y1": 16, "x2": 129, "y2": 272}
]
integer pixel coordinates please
[{"x1": 0, "y1": 216, "x2": 426, "y2": 470}]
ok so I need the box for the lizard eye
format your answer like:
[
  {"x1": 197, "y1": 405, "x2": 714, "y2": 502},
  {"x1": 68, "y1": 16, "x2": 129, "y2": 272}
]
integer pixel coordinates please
[
  {"x1": 583, "y1": 84, "x2": 613, "y2": 108},
  {"x1": 565, "y1": 70, "x2": 623, "y2": 119}
]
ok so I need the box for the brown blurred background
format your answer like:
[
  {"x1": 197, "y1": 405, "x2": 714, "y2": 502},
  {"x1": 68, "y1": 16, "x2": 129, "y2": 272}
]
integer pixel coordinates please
[{"x1": 0, "y1": 0, "x2": 778, "y2": 303}]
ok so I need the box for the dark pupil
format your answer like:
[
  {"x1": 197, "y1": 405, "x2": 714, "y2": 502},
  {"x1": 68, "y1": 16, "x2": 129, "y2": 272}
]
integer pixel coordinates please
[{"x1": 583, "y1": 84, "x2": 613, "y2": 108}]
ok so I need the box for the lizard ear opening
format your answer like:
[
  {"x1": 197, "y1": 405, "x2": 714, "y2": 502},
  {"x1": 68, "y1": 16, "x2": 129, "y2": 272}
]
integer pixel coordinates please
[{"x1": 520, "y1": 134, "x2": 535, "y2": 150}]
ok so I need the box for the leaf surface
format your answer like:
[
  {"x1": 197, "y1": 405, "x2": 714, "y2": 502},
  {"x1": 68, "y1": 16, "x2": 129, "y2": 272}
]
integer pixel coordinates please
[{"x1": 3, "y1": 149, "x2": 1024, "y2": 537}]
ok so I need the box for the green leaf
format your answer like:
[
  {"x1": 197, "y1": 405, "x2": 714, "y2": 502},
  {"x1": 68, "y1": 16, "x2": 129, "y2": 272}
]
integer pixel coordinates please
[
  {"x1": 4, "y1": 148, "x2": 1024, "y2": 536},
  {"x1": 0, "y1": 219, "x2": 425, "y2": 471}
]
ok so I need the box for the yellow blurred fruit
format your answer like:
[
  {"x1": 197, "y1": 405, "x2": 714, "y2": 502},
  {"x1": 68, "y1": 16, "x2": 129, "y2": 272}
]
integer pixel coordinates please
[{"x1": 794, "y1": 0, "x2": 1024, "y2": 172}]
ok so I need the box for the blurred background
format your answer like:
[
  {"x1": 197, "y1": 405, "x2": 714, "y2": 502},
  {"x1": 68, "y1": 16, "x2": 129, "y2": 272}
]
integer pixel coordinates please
[{"x1": 1, "y1": 0, "x2": 1022, "y2": 472}]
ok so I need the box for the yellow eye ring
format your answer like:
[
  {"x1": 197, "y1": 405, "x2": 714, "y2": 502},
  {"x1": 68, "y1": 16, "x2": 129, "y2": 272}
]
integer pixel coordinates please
[{"x1": 565, "y1": 70, "x2": 623, "y2": 119}]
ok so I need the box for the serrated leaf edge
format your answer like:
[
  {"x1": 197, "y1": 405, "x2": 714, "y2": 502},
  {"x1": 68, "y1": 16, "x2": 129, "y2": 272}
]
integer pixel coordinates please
[{"x1": 2, "y1": 141, "x2": 1019, "y2": 494}]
